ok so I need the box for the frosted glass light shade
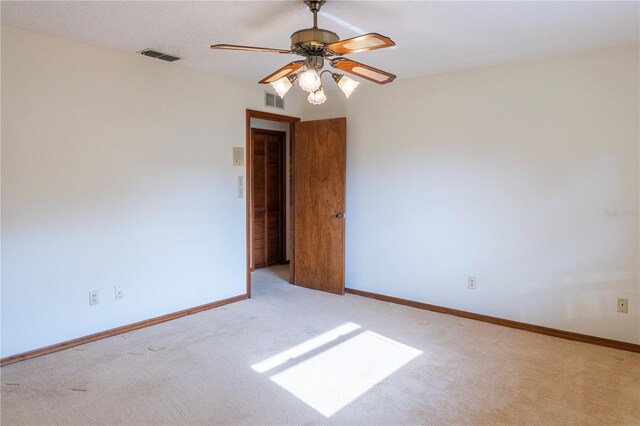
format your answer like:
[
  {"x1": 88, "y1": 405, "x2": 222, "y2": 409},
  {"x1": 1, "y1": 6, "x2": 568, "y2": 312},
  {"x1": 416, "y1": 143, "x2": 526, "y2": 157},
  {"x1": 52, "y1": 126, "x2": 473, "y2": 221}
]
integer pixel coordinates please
[
  {"x1": 271, "y1": 77, "x2": 293, "y2": 98},
  {"x1": 308, "y1": 88, "x2": 327, "y2": 105},
  {"x1": 337, "y1": 75, "x2": 359, "y2": 98},
  {"x1": 299, "y1": 69, "x2": 322, "y2": 93}
]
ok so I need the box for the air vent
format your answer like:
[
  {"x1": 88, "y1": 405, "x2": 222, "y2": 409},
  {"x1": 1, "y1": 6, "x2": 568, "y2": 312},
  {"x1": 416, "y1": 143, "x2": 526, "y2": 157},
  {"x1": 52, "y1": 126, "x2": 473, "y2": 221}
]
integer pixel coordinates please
[
  {"x1": 265, "y1": 92, "x2": 285, "y2": 109},
  {"x1": 138, "y1": 49, "x2": 181, "y2": 62}
]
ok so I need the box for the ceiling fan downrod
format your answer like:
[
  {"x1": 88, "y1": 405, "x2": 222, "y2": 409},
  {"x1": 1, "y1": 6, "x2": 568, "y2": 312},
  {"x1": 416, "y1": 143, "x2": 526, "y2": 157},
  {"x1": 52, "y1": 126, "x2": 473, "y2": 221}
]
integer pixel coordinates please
[{"x1": 304, "y1": 0, "x2": 326, "y2": 29}]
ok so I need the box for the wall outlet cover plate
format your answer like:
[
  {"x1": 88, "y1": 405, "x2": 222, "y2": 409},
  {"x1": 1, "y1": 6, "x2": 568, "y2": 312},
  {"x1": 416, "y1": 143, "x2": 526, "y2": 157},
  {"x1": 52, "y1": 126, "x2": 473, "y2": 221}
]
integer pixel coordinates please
[
  {"x1": 89, "y1": 291, "x2": 99, "y2": 306},
  {"x1": 468, "y1": 276, "x2": 477, "y2": 289}
]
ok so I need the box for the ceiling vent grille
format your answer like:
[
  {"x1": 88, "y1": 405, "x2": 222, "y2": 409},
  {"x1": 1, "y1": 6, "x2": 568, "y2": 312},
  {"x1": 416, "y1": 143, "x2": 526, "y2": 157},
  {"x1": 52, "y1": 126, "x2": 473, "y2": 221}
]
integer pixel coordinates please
[
  {"x1": 265, "y1": 92, "x2": 285, "y2": 109},
  {"x1": 138, "y1": 49, "x2": 181, "y2": 62}
]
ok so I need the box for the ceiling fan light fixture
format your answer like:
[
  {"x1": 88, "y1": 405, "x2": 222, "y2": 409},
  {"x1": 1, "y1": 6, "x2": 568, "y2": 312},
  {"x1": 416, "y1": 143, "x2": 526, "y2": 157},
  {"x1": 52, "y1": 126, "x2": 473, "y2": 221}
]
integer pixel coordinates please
[
  {"x1": 299, "y1": 68, "x2": 322, "y2": 92},
  {"x1": 334, "y1": 74, "x2": 359, "y2": 98},
  {"x1": 271, "y1": 74, "x2": 297, "y2": 98},
  {"x1": 211, "y1": 0, "x2": 397, "y2": 104},
  {"x1": 308, "y1": 87, "x2": 327, "y2": 105}
]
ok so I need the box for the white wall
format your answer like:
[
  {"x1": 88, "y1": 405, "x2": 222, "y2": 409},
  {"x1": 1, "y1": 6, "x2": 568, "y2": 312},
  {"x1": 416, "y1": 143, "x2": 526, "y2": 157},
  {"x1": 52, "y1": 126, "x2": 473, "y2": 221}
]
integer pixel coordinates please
[
  {"x1": 249, "y1": 118, "x2": 292, "y2": 262},
  {"x1": 0, "y1": 26, "x2": 303, "y2": 358},
  {"x1": 303, "y1": 45, "x2": 640, "y2": 344},
  {"x1": 2, "y1": 24, "x2": 638, "y2": 358}
]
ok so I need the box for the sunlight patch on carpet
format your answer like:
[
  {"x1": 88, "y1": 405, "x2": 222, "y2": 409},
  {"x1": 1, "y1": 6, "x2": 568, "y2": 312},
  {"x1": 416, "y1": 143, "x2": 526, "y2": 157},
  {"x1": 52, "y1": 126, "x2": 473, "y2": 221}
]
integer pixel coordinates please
[
  {"x1": 251, "y1": 322, "x2": 361, "y2": 373},
  {"x1": 269, "y1": 330, "x2": 422, "y2": 417}
]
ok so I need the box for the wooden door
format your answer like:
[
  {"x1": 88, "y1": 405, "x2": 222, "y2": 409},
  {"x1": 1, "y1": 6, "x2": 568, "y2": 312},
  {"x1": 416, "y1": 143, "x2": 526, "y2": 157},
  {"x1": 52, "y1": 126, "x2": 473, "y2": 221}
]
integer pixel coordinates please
[
  {"x1": 251, "y1": 129, "x2": 285, "y2": 269},
  {"x1": 292, "y1": 118, "x2": 346, "y2": 295}
]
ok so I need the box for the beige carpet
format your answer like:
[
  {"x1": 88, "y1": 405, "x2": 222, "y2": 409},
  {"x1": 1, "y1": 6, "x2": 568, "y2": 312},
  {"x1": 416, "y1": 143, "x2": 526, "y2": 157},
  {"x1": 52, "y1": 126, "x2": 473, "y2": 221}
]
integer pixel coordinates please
[{"x1": 1, "y1": 265, "x2": 639, "y2": 425}]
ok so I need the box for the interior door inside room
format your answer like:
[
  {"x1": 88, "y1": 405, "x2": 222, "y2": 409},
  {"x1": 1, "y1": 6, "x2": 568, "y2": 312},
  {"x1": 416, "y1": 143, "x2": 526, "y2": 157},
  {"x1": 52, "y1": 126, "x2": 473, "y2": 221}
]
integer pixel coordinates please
[
  {"x1": 251, "y1": 128, "x2": 287, "y2": 269},
  {"x1": 291, "y1": 117, "x2": 347, "y2": 295}
]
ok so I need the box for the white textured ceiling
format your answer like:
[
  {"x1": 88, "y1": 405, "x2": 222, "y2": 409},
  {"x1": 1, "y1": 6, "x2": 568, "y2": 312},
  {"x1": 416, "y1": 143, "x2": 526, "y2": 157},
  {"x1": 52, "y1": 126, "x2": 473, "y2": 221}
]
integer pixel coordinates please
[{"x1": 2, "y1": 1, "x2": 639, "y2": 84}]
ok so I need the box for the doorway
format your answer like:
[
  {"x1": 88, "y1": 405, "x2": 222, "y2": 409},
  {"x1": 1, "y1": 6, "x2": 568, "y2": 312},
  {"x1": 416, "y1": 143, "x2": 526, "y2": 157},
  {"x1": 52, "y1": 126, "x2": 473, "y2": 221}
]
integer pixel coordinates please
[
  {"x1": 245, "y1": 110, "x2": 346, "y2": 298},
  {"x1": 246, "y1": 110, "x2": 299, "y2": 297}
]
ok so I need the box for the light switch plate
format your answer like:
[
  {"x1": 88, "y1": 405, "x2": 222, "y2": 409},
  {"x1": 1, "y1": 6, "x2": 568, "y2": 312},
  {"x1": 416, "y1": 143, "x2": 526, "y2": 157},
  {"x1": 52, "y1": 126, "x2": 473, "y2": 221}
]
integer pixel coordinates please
[{"x1": 238, "y1": 176, "x2": 244, "y2": 198}]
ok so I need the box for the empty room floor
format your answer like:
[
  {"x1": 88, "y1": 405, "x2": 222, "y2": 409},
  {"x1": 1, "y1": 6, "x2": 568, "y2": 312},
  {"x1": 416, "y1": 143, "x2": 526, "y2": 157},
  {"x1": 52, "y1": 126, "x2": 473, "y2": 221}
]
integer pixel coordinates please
[{"x1": 1, "y1": 265, "x2": 639, "y2": 425}]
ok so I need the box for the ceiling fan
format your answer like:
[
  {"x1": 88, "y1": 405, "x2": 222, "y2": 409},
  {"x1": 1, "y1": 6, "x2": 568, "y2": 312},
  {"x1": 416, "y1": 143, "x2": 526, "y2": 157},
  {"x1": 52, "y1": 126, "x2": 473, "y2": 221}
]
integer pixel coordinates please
[{"x1": 211, "y1": 0, "x2": 396, "y2": 105}]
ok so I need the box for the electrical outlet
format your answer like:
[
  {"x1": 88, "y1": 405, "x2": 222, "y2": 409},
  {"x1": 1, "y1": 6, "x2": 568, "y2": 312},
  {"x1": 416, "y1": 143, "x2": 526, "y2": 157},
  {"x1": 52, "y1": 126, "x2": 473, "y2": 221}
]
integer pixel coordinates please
[
  {"x1": 468, "y1": 276, "x2": 477, "y2": 289},
  {"x1": 89, "y1": 290, "x2": 99, "y2": 306},
  {"x1": 115, "y1": 286, "x2": 124, "y2": 300},
  {"x1": 617, "y1": 298, "x2": 628, "y2": 313}
]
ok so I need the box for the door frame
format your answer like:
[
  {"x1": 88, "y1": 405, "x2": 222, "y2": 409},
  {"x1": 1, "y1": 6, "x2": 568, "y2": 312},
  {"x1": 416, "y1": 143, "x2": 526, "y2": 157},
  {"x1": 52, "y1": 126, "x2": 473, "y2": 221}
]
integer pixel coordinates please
[
  {"x1": 249, "y1": 127, "x2": 287, "y2": 269},
  {"x1": 245, "y1": 109, "x2": 300, "y2": 298}
]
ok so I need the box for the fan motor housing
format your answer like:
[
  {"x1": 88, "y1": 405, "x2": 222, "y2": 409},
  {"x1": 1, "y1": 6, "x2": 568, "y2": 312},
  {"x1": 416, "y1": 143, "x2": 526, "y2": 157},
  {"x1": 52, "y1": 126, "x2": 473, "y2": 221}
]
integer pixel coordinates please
[{"x1": 290, "y1": 28, "x2": 339, "y2": 55}]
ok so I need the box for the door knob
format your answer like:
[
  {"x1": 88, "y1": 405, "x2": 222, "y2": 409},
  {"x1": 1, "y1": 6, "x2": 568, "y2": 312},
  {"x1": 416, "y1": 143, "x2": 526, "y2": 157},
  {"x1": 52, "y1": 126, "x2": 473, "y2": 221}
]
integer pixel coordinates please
[{"x1": 335, "y1": 212, "x2": 345, "y2": 219}]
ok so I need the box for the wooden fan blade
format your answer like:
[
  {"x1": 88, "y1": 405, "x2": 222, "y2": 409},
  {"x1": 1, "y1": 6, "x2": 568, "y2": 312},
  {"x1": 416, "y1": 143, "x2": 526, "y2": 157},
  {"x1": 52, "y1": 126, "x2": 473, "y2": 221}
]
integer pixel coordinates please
[
  {"x1": 327, "y1": 33, "x2": 395, "y2": 55},
  {"x1": 210, "y1": 44, "x2": 290, "y2": 54},
  {"x1": 331, "y1": 58, "x2": 396, "y2": 85},
  {"x1": 259, "y1": 61, "x2": 305, "y2": 84}
]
